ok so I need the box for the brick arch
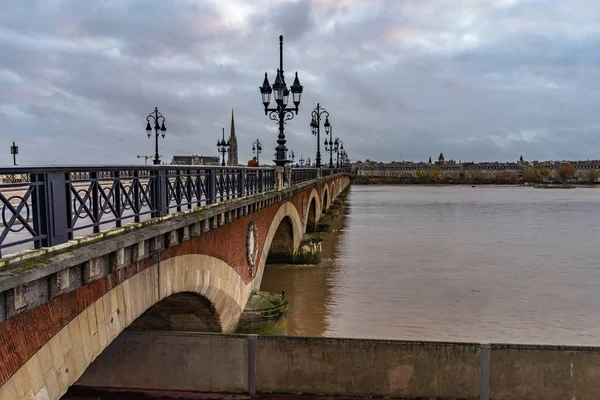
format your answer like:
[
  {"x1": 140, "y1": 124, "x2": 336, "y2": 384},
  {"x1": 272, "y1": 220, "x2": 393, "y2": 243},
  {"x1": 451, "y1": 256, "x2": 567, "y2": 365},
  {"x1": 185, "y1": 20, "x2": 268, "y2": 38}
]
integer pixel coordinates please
[
  {"x1": 322, "y1": 183, "x2": 331, "y2": 211},
  {"x1": 0, "y1": 254, "x2": 247, "y2": 400},
  {"x1": 304, "y1": 188, "x2": 322, "y2": 229},
  {"x1": 252, "y1": 201, "x2": 303, "y2": 293}
]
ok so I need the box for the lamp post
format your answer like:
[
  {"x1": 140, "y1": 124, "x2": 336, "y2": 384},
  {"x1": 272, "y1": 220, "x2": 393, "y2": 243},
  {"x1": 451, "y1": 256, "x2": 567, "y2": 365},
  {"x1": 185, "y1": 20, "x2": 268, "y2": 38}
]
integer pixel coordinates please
[
  {"x1": 299, "y1": 155, "x2": 305, "y2": 168},
  {"x1": 334, "y1": 138, "x2": 344, "y2": 169},
  {"x1": 145, "y1": 107, "x2": 167, "y2": 165},
  {"x1": 290, "y1": 150, "x2": 295, "y2": 165},
  {"x1": 324, "y1": 124, "x2": 335, "y2": 168},
  {"x1": 307, "y1": 157, "x2": 311, "y2": 167},
  {"x1": 217, "y1": 127, "x2": 230, "y2": 166},
  {"x1": 341, "y1": 150, "x2": 349, "y2": 169},
  {"x1": 252, "y1": 139, "x2": 262, "y2": 165},
  {"x1": 310, "y1": 103, "x2": 330, "y2": 168},
  {"x1": 10, "y1": 142, "x2": 18, "y2": 166},
  {"x1": 259, "y1": 35, "x2": 303, "y2": 167}
]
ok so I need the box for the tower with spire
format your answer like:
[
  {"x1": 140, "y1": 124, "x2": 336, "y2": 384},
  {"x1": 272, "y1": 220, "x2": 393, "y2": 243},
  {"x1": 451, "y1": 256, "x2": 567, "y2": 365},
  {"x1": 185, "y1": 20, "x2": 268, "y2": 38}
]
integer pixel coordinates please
[{"x1": 227, "y1": 110, "x2": 238, "y2": 166}]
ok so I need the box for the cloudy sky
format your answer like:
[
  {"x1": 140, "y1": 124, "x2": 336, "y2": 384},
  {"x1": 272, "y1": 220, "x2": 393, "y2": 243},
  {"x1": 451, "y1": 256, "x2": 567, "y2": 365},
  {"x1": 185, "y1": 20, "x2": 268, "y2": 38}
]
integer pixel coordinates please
[{"x1": 2, "y1": 0, "x2": 600, "y2": 166}]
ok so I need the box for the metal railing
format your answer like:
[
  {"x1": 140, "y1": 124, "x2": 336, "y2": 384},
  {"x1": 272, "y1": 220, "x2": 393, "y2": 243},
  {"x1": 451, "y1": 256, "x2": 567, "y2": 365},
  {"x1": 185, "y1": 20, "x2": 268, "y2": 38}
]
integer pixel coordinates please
[
  {"x1": 291, "y1": 168, "x2": 318, "y2": 184},
  {"x1": 0, "y1": 165, "x2": 276, "y2": 257}
]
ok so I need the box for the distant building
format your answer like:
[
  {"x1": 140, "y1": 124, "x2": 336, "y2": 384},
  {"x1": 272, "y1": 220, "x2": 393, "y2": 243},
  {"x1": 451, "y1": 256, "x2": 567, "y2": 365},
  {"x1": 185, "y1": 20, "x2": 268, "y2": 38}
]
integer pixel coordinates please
[
  {"x1": 171, "y1": 155, "x2": 219, "y2": 166},
  {"x1": 227, "y1": 110, "x2": 239, "y2": 166}
]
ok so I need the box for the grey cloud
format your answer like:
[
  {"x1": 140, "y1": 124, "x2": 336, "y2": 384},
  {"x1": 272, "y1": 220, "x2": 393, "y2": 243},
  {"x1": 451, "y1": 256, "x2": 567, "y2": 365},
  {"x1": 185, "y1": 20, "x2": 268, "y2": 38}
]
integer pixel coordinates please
[{"x1": 2, "y1": 0, "x2": 600, "y2": 166}]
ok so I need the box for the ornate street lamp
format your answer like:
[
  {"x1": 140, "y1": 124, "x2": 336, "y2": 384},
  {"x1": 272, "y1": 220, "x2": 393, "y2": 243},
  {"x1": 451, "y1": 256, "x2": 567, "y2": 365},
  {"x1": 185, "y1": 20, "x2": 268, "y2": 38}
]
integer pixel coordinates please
[
  {"x1": 334, "y1": 138, "x2": 344, "y2": 169},
  {"x1": 324, "y1": 124, "x2": 335, "y2": 168},
  {"x1": 217, "y1": 127, "x2": 230, "y2": 166},
  {"x1": 252, "y1": 139, "x2": 263, "y2": 165},
  {"x1": 307, "y1": 157, "x2": 311, "y2": 167},
  {"x1": 290, "y1": 150, "x2": 295, "y2": 165},
  {"x1": 145, "y1": 107, "x2": 167, "y2": 165},
  {"x1": 341, "y1": 150, "x2": 350, "y2": 169},
  {"x1": 259, "y1": 35, "x2": 303, "y2": 167},
  {"x1": 310, "y1": 103, "x2": 330, "y2": 168},
  {"x1": 10, "y1": 142, "x2": 18, "y2": 166},
  {"x1": 299, "y1": 155, "x2": 305, "y2": 168}
]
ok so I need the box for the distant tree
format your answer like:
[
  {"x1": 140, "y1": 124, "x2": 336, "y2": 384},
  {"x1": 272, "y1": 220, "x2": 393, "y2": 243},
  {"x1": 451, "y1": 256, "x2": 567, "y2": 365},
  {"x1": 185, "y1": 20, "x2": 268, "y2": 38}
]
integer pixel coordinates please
[
  {"x1": 415, "y1": 165, "x2": 442, "y2": 183},
  {"x1": 522, "y1": 169, "x2": 540, "y2": 182},
  {"x1": 557, "y1": 162, "x2": 576, "y2": 182},
  {"x1": 538, "y1": 168, "x2": 551, "y2": 181},
  {"x1": 586, "y1": 169, "x2": 599, "y2": 183}
]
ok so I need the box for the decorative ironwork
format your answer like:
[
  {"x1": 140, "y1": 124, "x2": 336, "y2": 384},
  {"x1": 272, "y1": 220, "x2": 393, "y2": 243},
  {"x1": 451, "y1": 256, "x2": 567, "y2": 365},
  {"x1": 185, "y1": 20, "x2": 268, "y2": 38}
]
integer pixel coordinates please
[
  {"x1": 259, "y1": 35, "x2": 303, "y2": 166},
  {"x1": 292, "y1": 168, "x2": 318, "y2": 184},
  {"x1": 0, "y1": 164, "x2": 331, "y2": 258},
  {"x1": 310, "y1": 103, "x2": 330, "y2": 168}
]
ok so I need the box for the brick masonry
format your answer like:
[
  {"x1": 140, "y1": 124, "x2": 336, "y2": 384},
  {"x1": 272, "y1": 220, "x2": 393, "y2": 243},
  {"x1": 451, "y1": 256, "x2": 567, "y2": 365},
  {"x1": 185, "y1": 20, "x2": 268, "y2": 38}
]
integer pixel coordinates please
[{"x1": 0, "y1": 175, "x2": 350, "y2": 398}]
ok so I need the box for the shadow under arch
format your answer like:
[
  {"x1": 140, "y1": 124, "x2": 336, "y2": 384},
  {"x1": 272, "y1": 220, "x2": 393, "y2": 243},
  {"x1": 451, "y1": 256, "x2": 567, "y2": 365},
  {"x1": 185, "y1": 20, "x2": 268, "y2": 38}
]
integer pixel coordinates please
[
  {"x1": 322, "y1": 184, "x2": 330, "y2": 212},
  {"x1": 304, "y1": 188, "x2": 321, "y2": 232},
  {"x1": 127, "y1": 291, "x2": 222, "y2": 332}
]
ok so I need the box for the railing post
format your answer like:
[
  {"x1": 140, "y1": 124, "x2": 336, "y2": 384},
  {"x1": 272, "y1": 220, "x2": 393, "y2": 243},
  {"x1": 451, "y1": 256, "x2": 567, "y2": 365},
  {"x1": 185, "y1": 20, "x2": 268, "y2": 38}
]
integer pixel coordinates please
[
  {"x1": 186, "y1": 169, "x2": 193, "y2": 210},
  {"x1": 275, "y1": 167, "x2": 284, "y2": 191},
  {"x1": 90, "y1": 172, "x2": 100, "y2": 233},
  {"x1": 133, "y1": 170, "x2": 140, "y2": 222},
  {"x1": 151, "y1": 169, "x2": 168, "y2": 218},
  {"x1": 239, "y1": 168, "x2": 246, "y2": 197},
  {"x1": 31, "y1": 172, "x2": 70, "y2": 248},
  {"x1": 258, "y1": 170, "x2": 264, "y2": 193},
  {"x1": 284, "y1": 165, "x2": 292, "y2": 188},
  {"x1": 206, "y1": 168, "x2": 217, "y2": 204},
  {"x1": 114, "y1": 170, "x2": 122, "y2": 228},
  {"x1": 175, "y1": 169, "x2": 182, "y2": 212}
]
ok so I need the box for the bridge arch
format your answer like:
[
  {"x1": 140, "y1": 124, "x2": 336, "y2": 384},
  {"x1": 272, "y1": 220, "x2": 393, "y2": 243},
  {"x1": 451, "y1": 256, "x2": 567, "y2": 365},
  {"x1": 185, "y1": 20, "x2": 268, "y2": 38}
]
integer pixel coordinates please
[
  {"x1": 305, "y1": 188, "x2": 322, "y2": 231},
  {"x1": 252, "y1": 201, "x2": 303, "y2": 292},
  {"x1": 322, "y1": 183, "x2": 331, "y2": 212},
  {"x1": 0, "y1": 254, "x2": 249, "y2": 400}
]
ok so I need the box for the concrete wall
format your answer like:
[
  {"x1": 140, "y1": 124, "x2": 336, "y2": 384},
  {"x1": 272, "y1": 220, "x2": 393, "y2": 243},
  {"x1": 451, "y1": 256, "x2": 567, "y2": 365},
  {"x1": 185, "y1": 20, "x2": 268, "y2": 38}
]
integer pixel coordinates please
[
  {"x1": 77, "y1": 331, "x2": 248, "y2": 393},
  {"x1": 76, "y1": 332, "x2": 481, "y2": 399},
  {"x1": 255, "y1": 336, "x2": 480, "y2": 399},
  {"x1": 490, "y1": 343, "x2": 600, "y2": 400},
  {"x1": 74, "y1": 332, "x2": 600, "y2": 400}
]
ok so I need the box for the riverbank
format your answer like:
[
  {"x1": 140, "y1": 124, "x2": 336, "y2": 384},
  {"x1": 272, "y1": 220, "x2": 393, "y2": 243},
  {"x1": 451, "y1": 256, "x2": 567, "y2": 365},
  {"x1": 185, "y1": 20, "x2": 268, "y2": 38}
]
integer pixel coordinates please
[{"x1": 353, "y1": 175, "x2": 600, "y2": 186}]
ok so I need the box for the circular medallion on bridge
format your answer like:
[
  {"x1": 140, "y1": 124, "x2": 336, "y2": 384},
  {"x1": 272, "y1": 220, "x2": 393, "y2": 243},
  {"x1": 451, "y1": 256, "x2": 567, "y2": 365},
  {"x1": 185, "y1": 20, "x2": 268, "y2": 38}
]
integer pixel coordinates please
[{"x1": 246, "y1": 221, "x2": 258, "y2": 277}]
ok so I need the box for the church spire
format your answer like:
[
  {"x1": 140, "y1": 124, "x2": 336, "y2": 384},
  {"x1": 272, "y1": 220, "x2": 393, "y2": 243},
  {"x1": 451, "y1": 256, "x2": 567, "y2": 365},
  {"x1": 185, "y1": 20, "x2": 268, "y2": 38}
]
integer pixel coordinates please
[
  {"x1": 230, "y1": 109, "x2": 235, "y2": 139},
  {"x1": 227, "y1": 109, "x2": 239, "y2": 166}
]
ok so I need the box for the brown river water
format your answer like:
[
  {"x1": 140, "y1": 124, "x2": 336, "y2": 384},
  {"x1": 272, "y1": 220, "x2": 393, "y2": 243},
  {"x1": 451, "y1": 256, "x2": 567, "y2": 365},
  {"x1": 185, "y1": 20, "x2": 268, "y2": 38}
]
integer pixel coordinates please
[{"x1": 261, "y1": 185, "x2": 600, "y2": 346}]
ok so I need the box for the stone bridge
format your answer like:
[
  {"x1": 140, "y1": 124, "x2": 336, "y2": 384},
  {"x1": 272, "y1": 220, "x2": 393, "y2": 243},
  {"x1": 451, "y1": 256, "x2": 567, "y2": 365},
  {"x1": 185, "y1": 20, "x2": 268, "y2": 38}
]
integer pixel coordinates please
[{"x1": 0, "y1": 165, "x2": 350, "y2": 400}]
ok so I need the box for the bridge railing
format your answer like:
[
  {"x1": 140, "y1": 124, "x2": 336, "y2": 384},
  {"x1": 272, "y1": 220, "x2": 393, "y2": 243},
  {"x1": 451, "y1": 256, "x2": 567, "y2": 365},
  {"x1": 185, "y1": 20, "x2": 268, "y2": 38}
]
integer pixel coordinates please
[
  {"x1": 291, "y1": 168, "x2": 318, "y2": 184},
  {"x1": 0, "y1": 165, "x2": 277, "y2": 258}
]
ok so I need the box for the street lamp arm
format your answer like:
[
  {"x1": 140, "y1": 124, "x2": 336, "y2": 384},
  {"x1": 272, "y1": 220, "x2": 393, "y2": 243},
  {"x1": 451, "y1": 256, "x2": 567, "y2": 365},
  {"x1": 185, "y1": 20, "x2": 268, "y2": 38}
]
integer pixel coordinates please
[
  {"x1": 311, "y1": 108, "x2": 329, "y2": 121},
  {"x1": 265, "y1": 105, "x2": 299, "y2": 114},
  {"x1": 268, "y1": 109, "x2": 296, "y2": 122}
]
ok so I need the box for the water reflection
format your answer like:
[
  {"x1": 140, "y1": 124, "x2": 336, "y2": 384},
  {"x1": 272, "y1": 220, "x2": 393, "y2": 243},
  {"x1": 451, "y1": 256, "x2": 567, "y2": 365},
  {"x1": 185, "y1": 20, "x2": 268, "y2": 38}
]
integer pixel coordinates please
[{"x1": 260, "y1": 203, "x2": 348, "y2": 337}]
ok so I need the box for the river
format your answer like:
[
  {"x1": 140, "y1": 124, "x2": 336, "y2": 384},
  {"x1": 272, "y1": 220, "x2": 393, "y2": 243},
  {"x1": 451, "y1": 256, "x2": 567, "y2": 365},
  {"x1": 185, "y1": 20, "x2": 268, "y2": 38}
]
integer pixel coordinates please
[{"x1": 260, "y1": 185, "x2": 600, "y2": 345}]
